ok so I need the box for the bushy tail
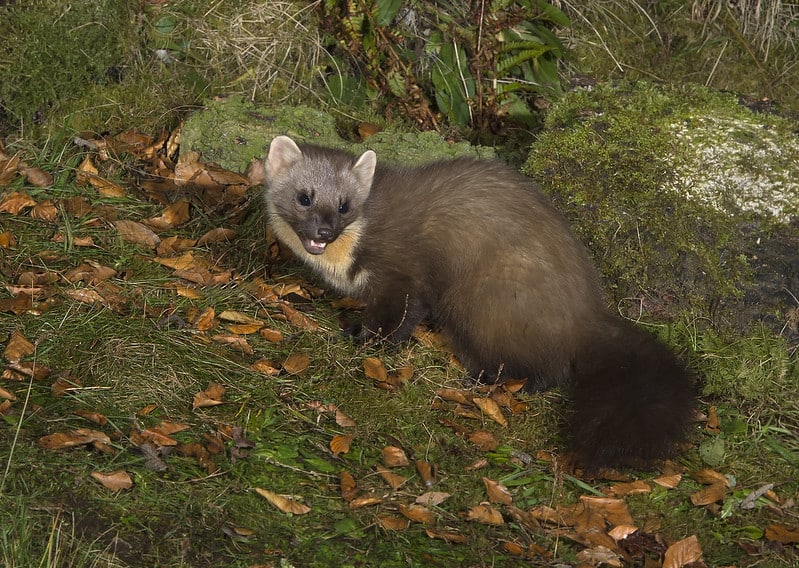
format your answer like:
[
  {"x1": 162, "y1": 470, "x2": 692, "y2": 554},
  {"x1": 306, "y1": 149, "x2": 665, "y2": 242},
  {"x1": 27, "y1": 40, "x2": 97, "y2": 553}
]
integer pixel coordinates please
[{"x1": 567, "y1": 317, "x2": 696, "y2": 470}]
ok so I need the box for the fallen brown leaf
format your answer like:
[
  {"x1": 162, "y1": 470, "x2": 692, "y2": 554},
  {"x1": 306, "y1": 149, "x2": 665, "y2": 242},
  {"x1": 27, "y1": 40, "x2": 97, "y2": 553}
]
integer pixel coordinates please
[
  {"x1": 690, "y1": 481, "x2": 727, "y2": 506},
  {"x1": 30, "y1": 200, "x2": 58, "y2": 221},
  {"x1": 502, "y1": 541, "x2": 526, "y2": 557},
  {"x1": 37, "y1": 428, "x2": 112, "y2": 450},
  {"x1": 154, "y1": 251, "x2": 202, "y2": 271},
  {"x1": 0, "y1": 190, "x2": 36, "y2": 214},
  {"x1": 608, "y1": 480, "x2": 652, "y2": 497},
  {"x1": 435, "y1": 388, "x2": 473, "y2": 405},
  {"x1": 245, "y1": 157, "x2": 266, "y2": 186},
  {"x1": 115, "y1": 220, "x2": 161, "y2": 249},
  {"x1": 191, "y1": 306, "x2": 217, "y2": 331},
  {"x1": 465, "y1": 502, "x2": 504, "y2": 525},
  {"x1": 137, "y1": 404, "x2": 158, "y2": 416},
  {"x1": 467, "y1": 430, "x2": 499, "y2": 451},
  {"x1": 505, "y1": 505, "x2": 542, "y2": 532},
  {"x1": 9, "y1": 361, "x2": 50, "y2": 381},
  {"x1": 146, "y1": 199, "x2": 190, "y2": 230},
  {"x1": 576, "y1": 546, "x2": 623, "y2": 568},
  {"x1": 254, "y1": 488, "x2": 311, "y2": 515},
  {"x1": 178, "y1": 442, "x2": 218, "y2": 474},
  {"x1": 212, "y1": 334, "x2": 254, "y2": 354},
  {"x1": 705, "y1": 405, "x2": 721, "y2": 433},
  {"x1": 218, "y1": 310, "x2": 260, "y2": 324},
  {"x1": 356, "y1": 121, "x2": 381, "y2": 141},
  {"x1": 63, "y1": 262, "x2": 117, "y2": 285},
  {"x1": 250, "y1": 358, "x2": 281, "y2": 375},
  {"x1": 198, "y1": 227, "x2": 237, "y2": 245},
  {"x1": 653, "y1": 473, "x2": 683, "y2": 489},
  {"x1": 765, "y1": 523, "x2": 799, "y2": 544},
  {"x1": 20, "y1": 165, "x2": 54, "y2": 187},
  {"x1": 259, "y1": 328, "x2": 284, "y2": 342},
  {"x1": 335, "y1": 409, "x2": 356, "y2": 428},
  {"x1": 280, "y1": 302, "x2": 319, "y2": 331},
  {"x1": 156, "y1": 235, "x2": 196, "y2": 256},
  {"x1": 692, "y1": 468, "x2": 730, "y2": 486},
  {"x1": 193, "y1": 383, "x2": 226, "y2": 409},
  {"x1": 91, "y1": 470, "x2": 133, "y2": 491},
  {"x1": 73, "y1": 409, "x2": 108, "y2": 425},
  {"x1": 391, "y1": 365, "x2": 414, "y2": 386},
  {"x1": 65, "y1": 288, "x2": 108, "y2": 307},
  {"x1": 0, "y1": 155, "x2": 21, "y2": 185},
  {"x1": 0, "y1": 386, "x2": 18, "y2": 401},
  {"x1": 662, "y1": 534, "x2": 703, "y2": 568},
  {"x1": 348, "y1": 495, "x2": 383, "y2": 509},
  {"x1": 377, "y1": 515, "x2": 410, "y2": 531},
  {"x1": 76, "y1": 156, "x2": 126, "y2": 197},
  {"x1": 139, "y1": 429, "x2": 178, "y2": 447},
  {"x1": 330, "y1": 434, "x2": 354, "y2": 456},
  {"x1": 580, "y1": 496, "x2": 634, "y2": 527},
  {"x1": 483, "y1": 477, "x2": 513, "y2": 505},
  {"x1": 424, "y1": 528, "x2": 468, "y2": 543},
  {"x1": 282, "y1": 352, "x2": 310, "y2": 375},
  {"x1": 364, "y1": 357, "x2": 388, "y2": 382},
  {"x1": 227, "y1": 322, "x2": 264, "y2": 335},
  {"x1": 377, "y1": 465, "x2": 407, "y2": 490},
  {"x1": 398, "y1": 503, "x2": 435, "y2": 525},
  {"x1": 51, "y1": 375, "x2": 81, "y2": 396},
  {"x1": 416, "y1": 492, "x2": 451, "y2": 507},
  {"x1": 340, "y1": 471, "x2": 359, "y2": 502},
  {"x1": 472, "y1": 397, "x2": 508, "y2": 427},
  {"x1": 608, "y1": 524, "x2": 639, "y2": 542},
  {"x1": 0, "y1": 230, "x2": 17, "y2": 248},
  {"x1": 4, "y1": 330, "x2": 35, "y2": 363},
  {"x1": 173, "y1": 285, "x2": 203, "y2": 299},
  {"x1": 416, "y1": 460, "x2": 436, "y2": 487},
  {"x1": 381, "y1": 446, "x2": 410, "y2": 467},
  {"x1": 151, "y1": 421, "x2": 190, "y2": 436}
]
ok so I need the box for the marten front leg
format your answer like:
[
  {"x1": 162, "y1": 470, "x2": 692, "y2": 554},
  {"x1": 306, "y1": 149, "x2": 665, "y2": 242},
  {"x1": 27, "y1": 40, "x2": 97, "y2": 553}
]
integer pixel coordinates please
[{"x1": 361, "y1": 279, "x2": 428, "y2": 343}]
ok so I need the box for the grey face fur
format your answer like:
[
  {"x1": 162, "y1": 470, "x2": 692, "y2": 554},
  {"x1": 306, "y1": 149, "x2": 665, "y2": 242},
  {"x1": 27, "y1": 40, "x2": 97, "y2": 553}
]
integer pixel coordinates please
[{"x1": 265, "y1": 136, "x2": 375, "y2": 255}]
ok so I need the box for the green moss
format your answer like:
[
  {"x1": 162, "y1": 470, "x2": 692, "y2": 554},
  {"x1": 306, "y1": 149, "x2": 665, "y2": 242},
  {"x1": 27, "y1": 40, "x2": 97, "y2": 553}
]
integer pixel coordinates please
[
  {"x1": 180, "y1": 96, "x2": 494, "y2": 172},
  {"x1": 523, "y1": 81, "x2": 799, "y2": 318}
]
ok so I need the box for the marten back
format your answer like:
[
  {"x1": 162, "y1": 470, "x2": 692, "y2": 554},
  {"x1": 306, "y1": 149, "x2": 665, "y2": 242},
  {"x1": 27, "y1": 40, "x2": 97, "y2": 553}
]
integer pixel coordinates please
[{"x1": 363, "y1": 158, "x2": 606, "y2": 388}]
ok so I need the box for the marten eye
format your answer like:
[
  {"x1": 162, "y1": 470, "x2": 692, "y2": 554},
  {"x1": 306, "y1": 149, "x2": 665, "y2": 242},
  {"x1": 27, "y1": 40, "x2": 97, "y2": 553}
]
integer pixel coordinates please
[
  {"x1": 297, "y1": 193, "x2": 311, "y2": 207},
  {"x1": 338, "y1": 202, "x2": 349, "y2": 214}
]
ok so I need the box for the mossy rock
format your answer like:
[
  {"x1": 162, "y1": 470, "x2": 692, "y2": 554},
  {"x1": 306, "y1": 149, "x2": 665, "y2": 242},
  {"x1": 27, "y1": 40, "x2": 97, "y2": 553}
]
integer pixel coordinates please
[
  {"x1": 524, "y1": 80, "x2": 799, "y2": 339},
  {"x1": 180, "y1": 96, "x2": 494, "y2": 173}
]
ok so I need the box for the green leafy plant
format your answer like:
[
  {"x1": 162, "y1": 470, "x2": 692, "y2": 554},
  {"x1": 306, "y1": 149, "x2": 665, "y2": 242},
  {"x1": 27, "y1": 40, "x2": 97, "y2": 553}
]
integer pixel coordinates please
[{"x1": 319, "y1": 0, "x2": 569, "y2": 129}]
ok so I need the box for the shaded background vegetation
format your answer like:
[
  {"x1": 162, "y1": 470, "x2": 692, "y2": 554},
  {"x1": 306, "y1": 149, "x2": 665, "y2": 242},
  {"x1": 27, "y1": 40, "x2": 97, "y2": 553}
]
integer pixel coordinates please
[{"x1": 1, "y1": 0, "x2": 797, "y2": 140}]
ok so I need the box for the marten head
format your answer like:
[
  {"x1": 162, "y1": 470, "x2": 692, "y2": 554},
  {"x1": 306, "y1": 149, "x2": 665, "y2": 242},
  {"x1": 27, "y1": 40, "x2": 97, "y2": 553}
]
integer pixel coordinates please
[{"x1": 265, "y1": 136, "x2": 375, "y2": 256}]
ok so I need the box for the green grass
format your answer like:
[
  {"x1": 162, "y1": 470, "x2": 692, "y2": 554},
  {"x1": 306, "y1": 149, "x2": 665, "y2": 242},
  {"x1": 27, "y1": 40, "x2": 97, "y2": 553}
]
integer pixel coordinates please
[{"x1": 1, "y1": 136, "x2": 798, "y2": 567}]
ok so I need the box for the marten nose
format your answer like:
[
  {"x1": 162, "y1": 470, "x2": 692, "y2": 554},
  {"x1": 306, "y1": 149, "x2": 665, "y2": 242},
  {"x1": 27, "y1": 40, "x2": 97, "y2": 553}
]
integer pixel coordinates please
[{"x1": 317, "y1": 227, "x2": 334, "y2": 241}]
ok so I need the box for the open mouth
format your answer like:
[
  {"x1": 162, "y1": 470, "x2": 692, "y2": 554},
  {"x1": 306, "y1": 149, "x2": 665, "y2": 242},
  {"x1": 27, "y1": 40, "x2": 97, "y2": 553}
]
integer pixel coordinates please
[{"x1": 304, "y1": 239, "x2": 328, "y2": 255}]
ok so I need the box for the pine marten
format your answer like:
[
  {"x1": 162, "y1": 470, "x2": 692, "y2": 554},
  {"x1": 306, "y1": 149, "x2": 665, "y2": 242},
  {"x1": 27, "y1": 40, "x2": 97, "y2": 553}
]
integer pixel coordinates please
[{"x1": 264, "y1": 135, "x2": 695, "y2": 469}]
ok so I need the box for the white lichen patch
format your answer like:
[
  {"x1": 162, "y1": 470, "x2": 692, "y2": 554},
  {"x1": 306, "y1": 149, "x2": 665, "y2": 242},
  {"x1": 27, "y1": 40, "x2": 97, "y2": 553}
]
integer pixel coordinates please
[{"x1": 669, "y1": 114, "x2": 799, "y2": 221}]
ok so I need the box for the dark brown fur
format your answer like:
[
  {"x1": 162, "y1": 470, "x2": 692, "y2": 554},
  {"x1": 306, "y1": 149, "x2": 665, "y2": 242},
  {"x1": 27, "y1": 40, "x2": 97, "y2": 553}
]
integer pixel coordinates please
[{"x1": 265, "y1": 136, "x2": 695, "y2": 469}]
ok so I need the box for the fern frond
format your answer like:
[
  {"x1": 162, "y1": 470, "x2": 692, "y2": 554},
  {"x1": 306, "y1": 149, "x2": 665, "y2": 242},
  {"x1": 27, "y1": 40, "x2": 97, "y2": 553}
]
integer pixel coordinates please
[{"x1": 496, "y1": 47, "x2": 552, "y2": 75}]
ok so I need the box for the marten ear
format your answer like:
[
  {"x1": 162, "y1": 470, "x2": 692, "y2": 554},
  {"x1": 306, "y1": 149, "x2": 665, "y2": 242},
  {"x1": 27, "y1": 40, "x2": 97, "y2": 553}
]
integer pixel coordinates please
[
  {"x1": 351, "y1": 150, "x2": 376, "y2": 192},
  {"x1": 266, "y1": 136, "x2": 303, "y2": 180}
]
